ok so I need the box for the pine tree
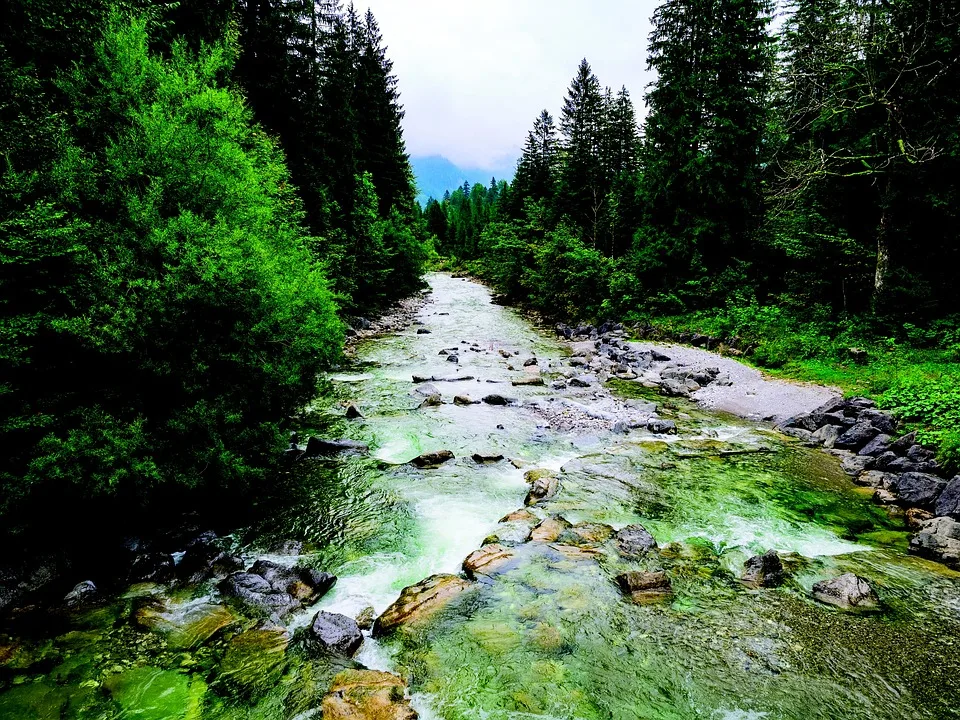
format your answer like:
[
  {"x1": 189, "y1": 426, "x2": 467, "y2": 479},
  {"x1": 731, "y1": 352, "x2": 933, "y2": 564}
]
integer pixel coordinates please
[
  {"x1": 510, "y1": 109, "x2": 558, "y2": 215},
  {"x1": 557, "y1": 59, "x2": 608, "y2": 245}
]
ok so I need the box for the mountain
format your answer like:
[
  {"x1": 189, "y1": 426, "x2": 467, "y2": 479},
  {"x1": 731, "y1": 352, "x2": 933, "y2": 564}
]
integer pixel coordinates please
[{"x1": 411, "y1": 155, "x2": 515, "y2": 205}]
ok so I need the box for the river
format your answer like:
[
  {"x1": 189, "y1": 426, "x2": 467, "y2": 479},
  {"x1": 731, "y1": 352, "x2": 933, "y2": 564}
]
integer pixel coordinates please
[{"x1": 1, "y1": 273, "x2": 959, "y2": 719}]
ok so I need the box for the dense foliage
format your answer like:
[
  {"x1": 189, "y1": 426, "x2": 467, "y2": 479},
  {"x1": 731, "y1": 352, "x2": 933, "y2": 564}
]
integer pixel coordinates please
[{"x1": 0, "y1": 0, "x2": 429, "y2": 548}]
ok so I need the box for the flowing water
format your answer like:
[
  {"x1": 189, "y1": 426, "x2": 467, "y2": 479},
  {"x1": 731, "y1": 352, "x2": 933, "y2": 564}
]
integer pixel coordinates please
[{"x1": 2, "y1": 273, "x2": 959, "y2": 719}]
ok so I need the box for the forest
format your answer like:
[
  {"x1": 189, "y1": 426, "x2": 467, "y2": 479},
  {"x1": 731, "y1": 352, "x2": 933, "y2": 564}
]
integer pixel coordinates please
[
  {"x1": 0, "y1": 0, "x2": 433, "y2": 553},
  {"x1": 426, "y1": 0, "x2": 960, "y2": 468}
]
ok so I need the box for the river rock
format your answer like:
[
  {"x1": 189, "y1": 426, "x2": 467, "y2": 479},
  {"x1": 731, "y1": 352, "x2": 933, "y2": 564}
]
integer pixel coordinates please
[
  {"x1": 217, "y1": 625, "x2": 290, "y2": 698},
  {"x1": 854, "y1": 470, "x2": 897, "y2": 489},
  {"x1": 304, "y1": 438, "x2": 369, "y2": 457},
  {"x1": 647, "y1": 419, "x2": 677, "y2": 435},
  {"x1": 888, "y1": 472, "x2": 946, "y2": 508},
  {"x1": 858, "y1": 434, "x2": 892, "y2": 457},
  {"x1": 934, "y1": 477, "x2": 960, "y2": 519},
  {"x1": 811, "y1": 573, "x2": 879, "y2": 610},
  {"x1": 414, "y1": 383, "x2": 441, "y2": 396},
  {"x1": 345, "y1": 404, "x2": 364, "y2": 419},
  {"x1": 659, "y1": 378, "x2": 690, "y2": 398},
  {"x1": 410, "y1": 450, "x2": 454, "y2": 468},
  {"x1": 356, "y1": 606, "x2": 376, "y2": 631},
  {"x1": 219, "y1": 563, "x2": 335, "y2": 618},
  {"x1": 890, "y1": 431, "x2": 918, "y2": 453},
  {"x1": 905, "y1": 508, "x2": 935, "y2": 530},
  {"x1": 834, "y1": 422, "x2": 880, "y2": 451},
  {"x1": 483, "y1": 394, "x2": 513, "y2": 406},
  {"x1": 419, "y1": 393, "x2": 443, "y2": 408},
  {"x1": 530, "y1": 516, "x2": 572, "y2": 542},
  {"x1": 910, "y1": 516, "x2": 960, "y2": 567},
  {"x1": 500, "y1": 508, "x2": 537, "y2": 523},
  {"x1": 453, "y1": 395, "x2": 476, "y2": 405},
  {"x1": 135, "y1": 599, "x2": 237, "y2": 650},
  {"x1": 859, "y1": 409, "x2": 898, "y2": 435},
  {"x1": 813, "y1": 424, "x2": 841, "y2": 448},
  {"x1": 303, "y1": 611, "x2": 363, "y2": 657},
  {"x1": 741, "y1": 550, "x2": 786, "y2": 588},
  {"x1": 614, "y1": 524, "x2": 658, "y2": 558},
  {"x1": 560, "y1": 523, "x2": 614, "y2": 547},
  {"x1": 446, "y1": 354, "x2": 459, "y2": 363},
  {"x1": 524, "y1": 473, "x2": 559, "y2": 506},
  {"x1": 472, "y1": 453, "x2": 505, "y2": 464},
  {"x1": 569, "y1": 375, "x2": 597, "y2": 388},
  {"x1": 372, "y1": 574, "x2": 473, "y2": 637},
  {"x1": 63, "y1": 581, "x2": 98, "y2": 608},
  {"x1": 321, "y1": 670, "x2": 418, "y2": 720},
  {"x1": 839, "y1": 453, "x2": 874, "y2": 476},
  {"x1": 462, "y1": 544, "x2": 514, "y2": 580},
  {"x1": 175, "y1": 532, "x2": 244, "y2": 585},
  {"x1": 615, "y1": 571, "x2": 672, "y2": 603}
]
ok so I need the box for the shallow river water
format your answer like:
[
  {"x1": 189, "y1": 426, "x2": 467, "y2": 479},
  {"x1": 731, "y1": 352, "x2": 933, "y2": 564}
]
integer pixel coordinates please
[{"x1": 2, "y1": 273, "x2": 959, "y2": 719}]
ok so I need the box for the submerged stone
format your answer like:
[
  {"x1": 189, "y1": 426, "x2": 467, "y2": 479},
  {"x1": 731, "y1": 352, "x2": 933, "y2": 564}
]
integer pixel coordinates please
[
  {"x1": 811, "y1": 573, "x2": 879, "y2": 610},
  {"x1": 530, "y1": 516, "x2": 571, "y2": 542},
  {"x1": 135, "y1": 600, "x2": 236, "y2": 650},
  {"x1": 373, "y1": 574, "x2": 473, "y2": 637},
  {"x1": 103, "y1": 666, "x2": 193, "y2": 720},
  {"x1": 321, "y1": 669, "x2": 418, "y2": 720},
  {"x1": 615, "y1": 571, "x2": 673, "y2": 603},
  {"x1": 216, "y1": 625, "x2": 289, "y2": 698}
]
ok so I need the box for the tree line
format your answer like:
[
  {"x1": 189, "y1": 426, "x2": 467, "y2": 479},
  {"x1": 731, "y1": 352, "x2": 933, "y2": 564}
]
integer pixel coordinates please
[
  {"x1": 0, "y1": 0, "x2": 431, "y2": 551},
  {"x1": 426, "y1": 0, "x2": 959, "y2": 327}
]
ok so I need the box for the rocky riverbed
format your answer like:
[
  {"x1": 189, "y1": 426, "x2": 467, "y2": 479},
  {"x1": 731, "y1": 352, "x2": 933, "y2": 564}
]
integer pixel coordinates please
[{"x1": 2, "y1": 272, "x2": 960, "y2": 720}]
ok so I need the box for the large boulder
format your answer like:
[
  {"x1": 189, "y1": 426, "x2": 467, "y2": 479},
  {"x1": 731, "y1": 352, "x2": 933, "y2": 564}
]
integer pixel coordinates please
[
  {"x1": 741, "y1": 550, "x2": 786, "y2": 588},
  {"x1": 647, "y1": 419, "x2": 678, "y2": 435},
  {"x1": 175, "y1": 532, "x2": 243, "y2": 585},
  {"x1": 834, "y1": 423, "x2": 880, "y2": 451},
  {"x1": 372, "y1": 574, "x2": 473, "y2": 637},
  {"x1": 135, "y1": 600, "x2": 236, "y2": 650},
  {"x1": 888, "y1": 472, "x2": 947, "y2": 508},
  {"x1": 910, "y1": 516, "x2": 960, "y2": 568},
  {"x1": 615, "y1": 571, "x2": 672, "y2": 603},
  {"x1": 303, "y1": 611, "x2": 363, "y2": 657},
  {"x1": 811, "y1": 573, "x2": 879, "y2": 610},
  {"x1": 614, "y1": 525, "x2": 658, "y2": 558},
  {"x1": 321, "y1": 670, "x2": 418, "y2": 720},
  {"x1": 219, "y1": 563, "x2": 335, "y2": 618},
  {"x1": 934, "y1": 477, "x2": 960, "y2": 519},
  {"x1": 482, "y1": 394, "x2": 514, "y2": 406}
]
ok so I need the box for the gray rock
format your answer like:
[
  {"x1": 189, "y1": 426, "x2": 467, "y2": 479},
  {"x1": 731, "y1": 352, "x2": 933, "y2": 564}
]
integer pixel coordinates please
[
  {"x1": 890, "y1": 431, "x2": 918, "y2": 453},
  {"x1": 812, "y1": 424, "x2": 840, "y2": 449},
  {"x1": 419, "y1": 394, "x2": 443, "y2": 408},
  {"x1": 934, "y1": 477, "x2": 960, "y2": 519},
  {"x1": 129, "y1": 553, "x2": 176, "y2": 584},
  {"x1": 523, "y1": 357, "x2": 538, "y2": 367},
  {"x1": 858, "y1": 409, "x2": 897, "y2": 435},
  {"x1": 303, "y1": 611, "x2": 363, "y2": 657},
  {"x1": 889, "y1": 472, "x2": 947, "y2": 508},
  {"x1": 647, "y1": 419, "x2": 678, "y2": 435},
  {"x1": 64, "y1": 580, "x2": 98, "y2": 608},
  {"x1": 858, "y1": 433, "x2": 892, "y2": 457},
  {"x1": 741, "y1": 550, "x2": 786, "y2": 588},
  {"x1": 453, "y1": 394, "x2": 476, "y2": 405},
  {"x1": 658, "y1": 379, "x2": 690, "y2": 398},
  {"x1": 781, "y1": 414, "x2": 819, "y2": 432},
  {"x1": 812, "y1": 573, "x2": 879, "y2": 610},
  {"x1": 356, "y1": 606, "x2": 376, "y2": 631},
  {"x1": 885, "y1": 456, "x2": 923, "y2": 473},
  {"x1": 570, "y1": 375, "x2": 597, "y2": 388},
  {"x1": 483, "y1": 394, "x2": 514, "y2": 406},
  {"x1": 910, "y1": 516, "x2": 960, "y2": 568},
  {"x1": 855, "y1": 471, "x2": 897, "y2": 489},
  {"x1": 614, "y1": 525, "x2": 658, "y2": 558},
  {"x1": 834, "y1": 422, "x2": 880, "y2": 451},
  {"x1": 219, "y1": 572, "x2": 299, "y2": 616},
  {"x1": 446, "y1": 354, "x2": 459, "y2": 363},
  {"x1": 840, "y1": 454, "x2": 874, "y2": 476}
]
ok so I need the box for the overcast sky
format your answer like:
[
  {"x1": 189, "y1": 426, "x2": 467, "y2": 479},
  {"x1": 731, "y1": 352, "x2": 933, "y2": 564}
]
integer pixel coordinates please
[{"x1": 362, "y1": 1, "x2": 660, "y2": 170}]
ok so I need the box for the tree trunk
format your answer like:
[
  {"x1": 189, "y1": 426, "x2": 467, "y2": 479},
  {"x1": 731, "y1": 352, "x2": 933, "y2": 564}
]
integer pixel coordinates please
[{"x1": 872, "y1": 177, "x2": 892, "y2": 309}]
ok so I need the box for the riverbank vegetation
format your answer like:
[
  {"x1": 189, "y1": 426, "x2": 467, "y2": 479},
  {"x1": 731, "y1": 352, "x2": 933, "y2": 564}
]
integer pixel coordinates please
[
  {"x1": 424, "y1": 0, "x2": 960, "y2": 465},
  {"x1": 0, "y1": 0, "x2": 431, "y2": 553}
]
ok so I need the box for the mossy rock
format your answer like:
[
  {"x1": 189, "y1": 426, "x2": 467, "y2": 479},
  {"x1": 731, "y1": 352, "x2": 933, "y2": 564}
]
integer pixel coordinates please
[
  {"x1": 215, "y1": 626, "x2": 289, "y2": 699},
  {"x1": 103, "y1": 666, "x2": 193, "y2": 720}
]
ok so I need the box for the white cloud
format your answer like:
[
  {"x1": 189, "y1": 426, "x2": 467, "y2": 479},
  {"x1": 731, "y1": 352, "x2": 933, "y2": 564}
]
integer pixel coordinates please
[{"x1": 362, "y1": 0, "x2": 660, "y2": 169}]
